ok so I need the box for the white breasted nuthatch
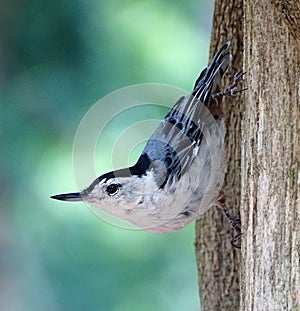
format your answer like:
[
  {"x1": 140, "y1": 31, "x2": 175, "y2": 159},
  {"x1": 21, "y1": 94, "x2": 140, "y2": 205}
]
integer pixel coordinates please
[{"x1": 51, "y1": 41, "x2": 245, "y2": 238}]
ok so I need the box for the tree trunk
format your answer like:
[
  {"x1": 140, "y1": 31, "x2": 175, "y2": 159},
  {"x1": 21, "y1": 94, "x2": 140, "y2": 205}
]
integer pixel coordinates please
[
  {"x1": 195, "y1": 0, "x2": 300, "y2": 310},
  {"x1": 195, "y1": 1, "x2": 244, "y2": 310},
  {"x1": 241, "y1": 1, "x2": 300, "y2": 310}
]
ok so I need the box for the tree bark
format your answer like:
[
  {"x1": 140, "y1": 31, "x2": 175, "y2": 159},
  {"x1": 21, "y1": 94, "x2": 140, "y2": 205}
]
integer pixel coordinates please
[
  {"x1": 195, "y1": 1, "x2": 244, "y2": 310},
  {"x1": 241, "y1": 1, "x2": 300, "y2": 310},
  {"x1": 195, "y1": 0, "x2": 300, "y2": 310}
]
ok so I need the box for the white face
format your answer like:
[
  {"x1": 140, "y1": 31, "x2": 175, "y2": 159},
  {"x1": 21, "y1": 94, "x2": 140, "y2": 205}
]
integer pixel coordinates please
[{"x1": 82, "y1": 172, "x2": 159, "y2": 219}]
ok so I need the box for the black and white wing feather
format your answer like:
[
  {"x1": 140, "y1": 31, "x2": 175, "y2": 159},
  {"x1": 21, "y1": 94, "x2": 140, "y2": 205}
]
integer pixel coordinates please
[{"x1": 137, "y1": 41, "x2": 232, "y2": 188}]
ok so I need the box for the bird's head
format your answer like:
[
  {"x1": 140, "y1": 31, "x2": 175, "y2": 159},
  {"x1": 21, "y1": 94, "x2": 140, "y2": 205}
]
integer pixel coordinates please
[{"x1": 51, "y1": 168, "x2": 161, "y2": 219}]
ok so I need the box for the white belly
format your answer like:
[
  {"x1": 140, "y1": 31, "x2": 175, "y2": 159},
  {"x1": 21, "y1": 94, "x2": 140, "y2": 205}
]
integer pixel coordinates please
[{"x1": 129, "y1": 119, "x2": 226, "y2": 233}]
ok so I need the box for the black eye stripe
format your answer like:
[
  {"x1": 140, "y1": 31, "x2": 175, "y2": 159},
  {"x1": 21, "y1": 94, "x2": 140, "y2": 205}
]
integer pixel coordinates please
[{"x1": 106, "y1": 184, "x2": 121, "y2": 195}]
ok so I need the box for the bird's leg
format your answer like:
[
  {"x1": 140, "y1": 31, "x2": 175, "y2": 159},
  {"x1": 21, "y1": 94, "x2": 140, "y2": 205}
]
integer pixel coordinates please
[
  {"x1": 215, "y1": 192, "x2": 242, "y2": 248},
  {"x1": 212, "y1": 70, "x2": 247, "y2": 100}
]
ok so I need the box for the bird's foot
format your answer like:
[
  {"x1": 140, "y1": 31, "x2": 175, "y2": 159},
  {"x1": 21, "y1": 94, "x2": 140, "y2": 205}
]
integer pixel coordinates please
[
  {"x1": 212, "y1": 70, "x2": 247, "y2": 100},
  {"x1": 215, "y1": 192, "x2": 242, "y2": 249}
]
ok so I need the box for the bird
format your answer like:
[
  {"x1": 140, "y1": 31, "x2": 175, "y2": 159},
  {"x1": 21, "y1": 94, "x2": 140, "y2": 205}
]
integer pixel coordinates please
[{"x1": 51, "y1": 41, "x2": 245, "y2": 237}]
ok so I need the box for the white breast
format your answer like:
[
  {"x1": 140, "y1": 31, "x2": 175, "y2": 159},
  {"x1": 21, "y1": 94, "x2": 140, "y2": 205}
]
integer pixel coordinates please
[{"x1": 128, "y1": 119, "x2": 226, "y2": 233}]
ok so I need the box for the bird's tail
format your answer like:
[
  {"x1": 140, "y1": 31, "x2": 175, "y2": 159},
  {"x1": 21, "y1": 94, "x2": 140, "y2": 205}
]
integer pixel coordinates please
[{"x1": 192, "y1": 41, "x2": 232, "y2": 112}]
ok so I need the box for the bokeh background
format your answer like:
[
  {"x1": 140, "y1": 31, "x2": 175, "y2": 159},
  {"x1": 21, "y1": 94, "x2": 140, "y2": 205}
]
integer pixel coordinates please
[{"x1": 0, "y1": 1, "x2": 213, "y2": 310}]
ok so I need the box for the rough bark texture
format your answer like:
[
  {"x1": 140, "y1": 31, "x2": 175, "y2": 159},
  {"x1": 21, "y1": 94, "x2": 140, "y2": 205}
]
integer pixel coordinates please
[
  {"x1": 194, "y1": 1, "x2": 244, "y2": 310},
  {"x1": 241, "y1": 1, "x2": 300, "y2": 310},
  {"x1": 195, "y1": 0, "x2": 300, "y2": 310}
]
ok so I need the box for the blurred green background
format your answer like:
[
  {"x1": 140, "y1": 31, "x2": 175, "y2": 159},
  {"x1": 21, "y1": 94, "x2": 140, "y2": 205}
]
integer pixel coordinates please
[{"x1": 0, "y1": 0, "x2": 213, "y2": 310}]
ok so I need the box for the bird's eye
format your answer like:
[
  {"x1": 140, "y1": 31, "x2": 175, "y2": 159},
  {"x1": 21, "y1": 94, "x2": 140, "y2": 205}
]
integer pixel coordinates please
[{"x1": 106, "y1": 183, "x2": 121, "y2": 196}]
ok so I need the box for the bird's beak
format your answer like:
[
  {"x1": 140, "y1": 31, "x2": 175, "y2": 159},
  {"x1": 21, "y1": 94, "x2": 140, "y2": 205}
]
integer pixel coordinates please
[{"x1": 51, "y1": 192, "x2": 83, "y2": 202}]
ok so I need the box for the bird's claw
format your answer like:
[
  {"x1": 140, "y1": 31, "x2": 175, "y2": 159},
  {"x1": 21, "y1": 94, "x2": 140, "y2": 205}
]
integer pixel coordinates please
[
  {"x1": 233, "y1": 69, "x2": 246, "y2": 83},
  {"x1": 212, "y1": 69, "x2": 247, "y2": 100},
  {"x1": 215, "y1": 193, "x2": 243, "y2": 249},
  {"x1": 231, "y1": 232, "x2": 243, "y2": 249}
]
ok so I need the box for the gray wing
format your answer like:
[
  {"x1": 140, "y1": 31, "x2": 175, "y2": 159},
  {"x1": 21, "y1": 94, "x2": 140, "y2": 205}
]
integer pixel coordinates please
[{"x1": 136, "y1": 41, "x2": 232, "y2": 188}]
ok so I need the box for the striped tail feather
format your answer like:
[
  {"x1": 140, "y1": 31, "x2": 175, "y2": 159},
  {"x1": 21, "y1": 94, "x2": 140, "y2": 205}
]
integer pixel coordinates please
[
  {"x1": 193, "y1": 41, "x2": 232, "y2": 92},
  {"x1": 191, "y1": 41, "x2": 232, "y2": 118}
]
